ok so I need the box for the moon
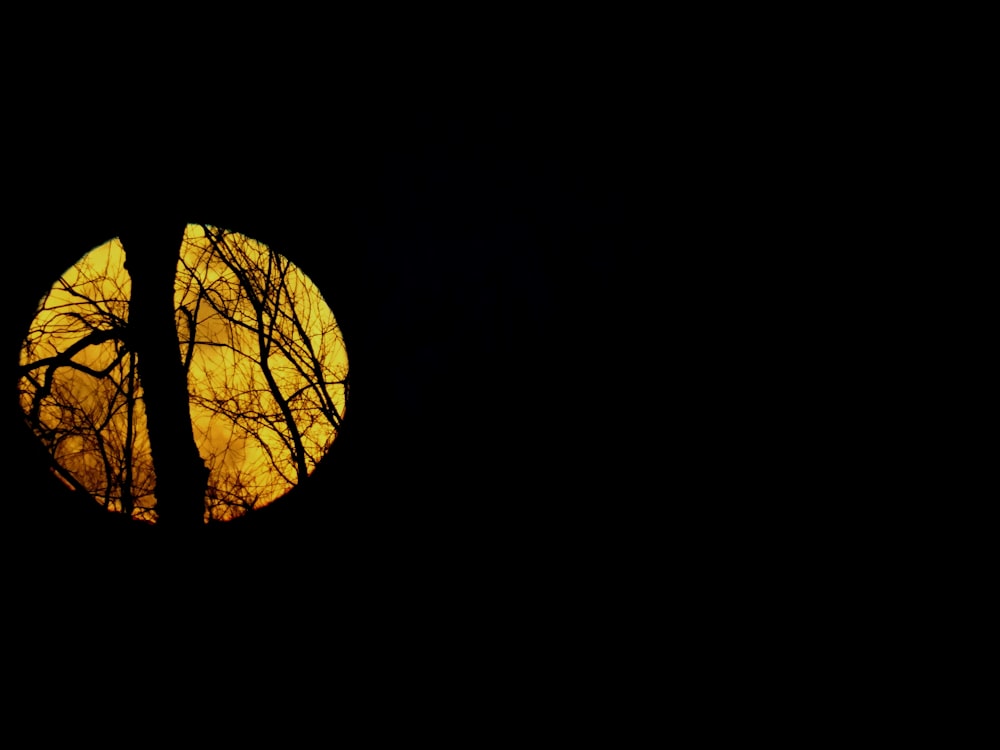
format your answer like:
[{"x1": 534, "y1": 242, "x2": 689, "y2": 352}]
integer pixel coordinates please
[{"x1": 18, "y1": 224, "x2": 349, "y2": 523}]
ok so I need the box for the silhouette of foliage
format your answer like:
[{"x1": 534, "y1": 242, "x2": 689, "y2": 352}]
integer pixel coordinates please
[{"x1": 17, "y1": 226, "x2": 348, "y2": 523}]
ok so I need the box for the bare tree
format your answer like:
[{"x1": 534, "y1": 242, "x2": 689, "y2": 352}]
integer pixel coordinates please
[
  {"x1": 18, "y1": 242, "x2": 158, "y2": 520},
  {"x1": 17, "y1": 224, "x2": 348, "y2": 526}
]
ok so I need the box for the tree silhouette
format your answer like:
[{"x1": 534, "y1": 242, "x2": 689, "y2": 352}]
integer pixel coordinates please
[
  {"x1": 122, "y1": 219, "x2": 209, "y2": 530},
  {"x1": 17, "y1": 223, "x2": 348, "y2": 528}
]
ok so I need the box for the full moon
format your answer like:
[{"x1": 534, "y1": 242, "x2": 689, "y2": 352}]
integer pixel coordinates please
[{"x1": 18, "y1": 224, "x2": 349, "y2": 523}]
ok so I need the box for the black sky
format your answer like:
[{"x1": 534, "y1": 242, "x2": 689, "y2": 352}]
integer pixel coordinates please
[{"x1": 4, "y1": 97, "x2": 653, "y2": 601}]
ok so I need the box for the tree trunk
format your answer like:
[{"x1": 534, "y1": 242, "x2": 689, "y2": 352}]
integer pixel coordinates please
[{"x1": 121, "y1": 220, "x2": 208, "y2": 530}]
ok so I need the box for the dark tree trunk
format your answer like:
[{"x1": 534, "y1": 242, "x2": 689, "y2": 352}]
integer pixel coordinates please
[{"x1": 121, "y1": 220, "x2": 208, "y2": 530}]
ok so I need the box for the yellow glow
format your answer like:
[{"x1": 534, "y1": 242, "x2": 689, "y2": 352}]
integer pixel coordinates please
[{"x1": 18, "y1": 225, "x2": 348, "y2": 523}]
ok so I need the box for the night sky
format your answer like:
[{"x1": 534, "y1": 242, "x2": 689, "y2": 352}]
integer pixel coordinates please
[{"x1": 4, "y1": 99, "x2": 652, "y2": 609}]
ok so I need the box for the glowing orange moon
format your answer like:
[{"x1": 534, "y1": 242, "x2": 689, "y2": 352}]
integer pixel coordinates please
[{"x1": 18, "y1": 224, "x2": 348, "y2": 523}]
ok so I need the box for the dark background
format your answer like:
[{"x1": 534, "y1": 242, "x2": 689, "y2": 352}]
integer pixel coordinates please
[{"x1": 4, "y1": 94, "x2": 656, "y2": 619}]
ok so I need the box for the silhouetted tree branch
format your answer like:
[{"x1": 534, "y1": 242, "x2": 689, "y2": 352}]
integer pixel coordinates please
[
  {"x1": 17, "y1": 252, "x2": 156, "y2": 520},
  {"x1": 177, "y1": 225, "x2": 347, "y2": 508}
]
